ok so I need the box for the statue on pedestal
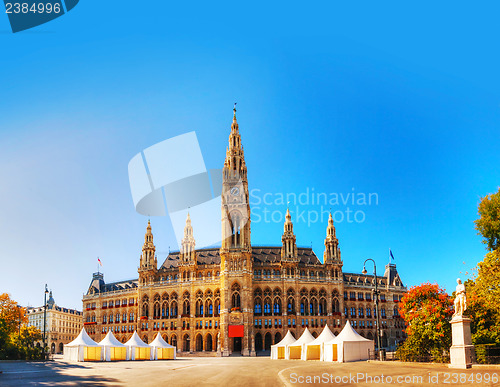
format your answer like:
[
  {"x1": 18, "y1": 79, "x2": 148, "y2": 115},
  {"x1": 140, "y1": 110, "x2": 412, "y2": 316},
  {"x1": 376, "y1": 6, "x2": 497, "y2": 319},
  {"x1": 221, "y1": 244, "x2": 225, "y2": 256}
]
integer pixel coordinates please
[
  {"x1": 449, "y1": 277, "x2": 474, "y2": 368},
  {"x1": 453, "y1": 278, "x2": 467, "y2": 318}
]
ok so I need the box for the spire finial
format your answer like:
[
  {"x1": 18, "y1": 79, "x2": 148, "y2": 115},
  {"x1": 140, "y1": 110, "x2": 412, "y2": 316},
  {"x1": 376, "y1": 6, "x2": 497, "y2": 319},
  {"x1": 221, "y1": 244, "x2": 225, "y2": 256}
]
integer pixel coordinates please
[{"x1": 233, "y1": 102, "x2": 237, "y2": 121}]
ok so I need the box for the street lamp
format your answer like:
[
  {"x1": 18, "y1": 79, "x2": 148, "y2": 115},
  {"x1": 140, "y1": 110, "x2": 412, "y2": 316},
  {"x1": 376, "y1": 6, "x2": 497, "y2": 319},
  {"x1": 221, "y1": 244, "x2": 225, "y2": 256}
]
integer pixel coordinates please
[
  {"x1": 43, "y1": 284, "x2": 49, "y2": 360},
  {"x1": 362, "y1": 259, "x2": 382, "y2": 360},
  {"x1": 16, "y1": 305, "x2": 22, "y2": 348}
]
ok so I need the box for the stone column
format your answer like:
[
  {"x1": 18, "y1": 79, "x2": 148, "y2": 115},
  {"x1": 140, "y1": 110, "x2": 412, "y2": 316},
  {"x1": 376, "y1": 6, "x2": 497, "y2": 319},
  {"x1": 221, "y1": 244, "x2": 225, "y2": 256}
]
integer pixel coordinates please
[{"x1": 449, "y1": 317, "x2": 475, "y2": 369}]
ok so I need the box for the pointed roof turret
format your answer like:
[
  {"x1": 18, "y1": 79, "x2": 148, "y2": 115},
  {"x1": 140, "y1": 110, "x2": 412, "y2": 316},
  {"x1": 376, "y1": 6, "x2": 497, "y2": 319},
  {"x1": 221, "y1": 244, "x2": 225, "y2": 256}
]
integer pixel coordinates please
[
  {"x1": 180, "y1": 212, "x2": 196, "y2": 265},
  {"x1": 140, "y1": 219, "x2": 156, "y2": 270},
  {"x1": 324, "y1": 212, "x2": 341, "y2": 264},
  {"x1": 224, "y1": 104, "x2": 246, "y2": 178},
  {"x1": 282, "y1": 208, "x2": 298, "y2": 262}
]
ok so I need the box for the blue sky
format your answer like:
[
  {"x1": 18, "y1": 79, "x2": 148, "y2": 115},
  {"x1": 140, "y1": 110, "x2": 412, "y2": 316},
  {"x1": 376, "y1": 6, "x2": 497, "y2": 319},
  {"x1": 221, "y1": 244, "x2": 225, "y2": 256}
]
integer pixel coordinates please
[{"x1": 0, "y1": 1, "x2": 499, "y2": 309}]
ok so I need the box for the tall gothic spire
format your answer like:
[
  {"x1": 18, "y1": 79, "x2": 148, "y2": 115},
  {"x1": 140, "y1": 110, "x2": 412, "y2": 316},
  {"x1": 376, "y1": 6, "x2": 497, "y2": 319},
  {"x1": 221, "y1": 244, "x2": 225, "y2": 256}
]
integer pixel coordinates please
[
  {"x1": 324, "y1": 213, "x2": 341, "y2": 264},
  {"x1": 180, "y1": 213, "x2": 196, "y2": 265},
  {"x1": 281, "y1": 208, "x2": 298, "y2": 261},
  {"x1": 221, "y1": 105, "x2": 251, "y2": 252},
  {"x1": 140, "y1": 220, "x2": 157, "y2": 269},
  {"x1": 224, "y1": 103, "x2": 247, "y2": 179}
]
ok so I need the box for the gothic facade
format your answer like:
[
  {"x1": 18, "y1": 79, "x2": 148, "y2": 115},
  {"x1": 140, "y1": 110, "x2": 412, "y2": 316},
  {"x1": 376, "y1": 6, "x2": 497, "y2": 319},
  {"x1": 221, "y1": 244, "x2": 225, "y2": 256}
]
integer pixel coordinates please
[{"x1": 82, "y1": 108, "x2": 407, "y2": 355}]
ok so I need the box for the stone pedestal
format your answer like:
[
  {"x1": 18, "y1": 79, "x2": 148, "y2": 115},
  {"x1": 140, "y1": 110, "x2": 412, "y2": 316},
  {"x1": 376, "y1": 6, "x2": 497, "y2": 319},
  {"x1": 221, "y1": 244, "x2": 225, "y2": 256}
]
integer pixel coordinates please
[{"x1": 449, "y1": 317, "x2": 475, "y2": 369}]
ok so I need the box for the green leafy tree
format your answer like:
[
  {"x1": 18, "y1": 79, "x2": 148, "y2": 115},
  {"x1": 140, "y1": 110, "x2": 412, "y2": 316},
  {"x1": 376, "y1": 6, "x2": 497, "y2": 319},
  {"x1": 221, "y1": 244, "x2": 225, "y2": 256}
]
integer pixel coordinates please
[
  {"x1": 466, "y1": 249, "x2": 500, "y2": 345},
  {"x1": 396, "y1": 283, "x2": 453, "y2": 362},
  {"x1": 466, "y1": 187, "x2": 500, "y2": 345},
  {"x1": 475, "y1": 187, "x2": 500, "y2": 251},
  {"x1": 11, "y1": 325, "x2": 43, "y2": 360}
]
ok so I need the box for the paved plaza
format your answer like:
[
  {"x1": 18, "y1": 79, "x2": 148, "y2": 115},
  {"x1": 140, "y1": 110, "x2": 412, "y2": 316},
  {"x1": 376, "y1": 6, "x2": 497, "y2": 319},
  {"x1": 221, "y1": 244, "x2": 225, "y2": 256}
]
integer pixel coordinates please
[{"x1": 0, "y1": 356, "x2": 499, "y2": 386}]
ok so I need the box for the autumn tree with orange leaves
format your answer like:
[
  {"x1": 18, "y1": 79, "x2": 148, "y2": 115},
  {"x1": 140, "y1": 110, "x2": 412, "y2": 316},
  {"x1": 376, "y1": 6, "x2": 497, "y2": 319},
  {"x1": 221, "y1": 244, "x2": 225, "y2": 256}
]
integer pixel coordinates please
[
  {"x1": 396, "y1": 283, "x2": 453, "y2": 362},
  {"x1": 0, "y1": 292, "x2": 42, "y2": 360}
]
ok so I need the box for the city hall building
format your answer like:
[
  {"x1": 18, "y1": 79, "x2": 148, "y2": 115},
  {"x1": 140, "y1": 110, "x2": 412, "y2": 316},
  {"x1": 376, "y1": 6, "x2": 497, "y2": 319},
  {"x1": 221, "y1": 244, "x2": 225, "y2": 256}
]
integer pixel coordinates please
[{"x1": 82, "y1": 108, "x2": 407, "y2": 355}]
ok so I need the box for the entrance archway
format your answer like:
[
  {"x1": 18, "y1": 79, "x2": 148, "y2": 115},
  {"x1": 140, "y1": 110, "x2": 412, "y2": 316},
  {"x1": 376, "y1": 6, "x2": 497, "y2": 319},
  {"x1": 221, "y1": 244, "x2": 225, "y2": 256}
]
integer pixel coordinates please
[
  {"x1": 196, "y1": 334, "x2": 203, "y2": 351},
  {"x1": 206, "y1": 334, "x2": 213, "y2": 351},
  {"x1": 183, "y1": 334, "x2": 190, "y2": 351},
  {"x1": 233, "y1": 337, "x2": 242, "y2": 352},
  {"x1": 274, "y1": 332, "x2": 281, "y2": 344},
  {"x1": 58, "y1": 342, "x2": 63, "y2": 353},
  {"x1": 51, "y1": 343, "x2": 55, "y2": 354},
  {"x1": 171, "y1": 334, "x2": 177, "y2": 349},
  {"x1": 255, "y1": 333, "x2": 263, "y2": 351},
  {"x1": 264, "y1": 332, "x2": 272, "y2": 350}
]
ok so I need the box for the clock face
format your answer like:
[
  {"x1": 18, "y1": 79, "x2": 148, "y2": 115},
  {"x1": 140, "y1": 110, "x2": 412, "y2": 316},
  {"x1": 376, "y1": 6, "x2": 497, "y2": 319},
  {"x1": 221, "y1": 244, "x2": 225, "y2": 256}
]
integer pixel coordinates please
[{"x1": 230, "y1": 186, "x2": 240, "y2": 196}]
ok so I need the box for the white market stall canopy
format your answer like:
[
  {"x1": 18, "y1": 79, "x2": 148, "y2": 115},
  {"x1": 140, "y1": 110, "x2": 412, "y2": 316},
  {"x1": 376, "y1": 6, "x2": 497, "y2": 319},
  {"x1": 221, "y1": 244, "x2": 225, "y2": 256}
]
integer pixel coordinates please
[
  {"x1": 304, "y1": 325, "x2": 336, "y2": 360},
  {"x1": 149, "y1": 333, "x2": 176, "y2": 360},
  {"x1": 99, "y1": 331, "x2": 128, "y2": 361},
  {"x1": 64, "y1": 328, "x2": 102, "y2": 362},
  {"x1": 323, "y1": 321, "x2": 374, "y2": 362},
  {"x1": 125, "y1": 331, "x2": 153, "y2": 360},
  {"x1": 270, "y1": 330, "x2": 296, "y2": 359},
  {"x1": 286, "y1": 327, "x2": 315, "y2": 360}
]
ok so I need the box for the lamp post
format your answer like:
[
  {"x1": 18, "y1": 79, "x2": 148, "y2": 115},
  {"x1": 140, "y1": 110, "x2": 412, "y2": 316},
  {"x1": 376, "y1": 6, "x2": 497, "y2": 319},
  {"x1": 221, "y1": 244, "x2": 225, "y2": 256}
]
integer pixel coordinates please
[
  {"x1": 17, "y1": 305, "x2": 21, "y2": 337},
  {"x1": 42, "y1": 284, "x2": 49, "y2": 360},
  {"x1": 362, "y1": 259, "x2": 382, "y2": 360}
]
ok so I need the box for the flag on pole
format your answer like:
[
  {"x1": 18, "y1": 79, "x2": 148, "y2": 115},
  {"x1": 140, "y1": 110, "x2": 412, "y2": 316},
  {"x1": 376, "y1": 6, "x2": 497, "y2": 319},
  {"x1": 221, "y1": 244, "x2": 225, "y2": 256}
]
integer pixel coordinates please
[
  {"x1": 389, "y1": 249, "x2": 395, "y2": 262},
  {"x1": 98, "y1": 257, "x2": 103, "y2": 266}
]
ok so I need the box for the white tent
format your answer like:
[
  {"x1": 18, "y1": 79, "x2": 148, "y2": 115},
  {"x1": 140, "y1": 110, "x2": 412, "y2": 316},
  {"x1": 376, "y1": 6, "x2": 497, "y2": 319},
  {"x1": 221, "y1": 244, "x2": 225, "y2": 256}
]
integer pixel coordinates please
[
  {"x1": 304, "y1": 325, "x2": 336, "y2": 360},
  {"x1": 63, "y1": 328, "x2": 102, "y2": 362},
  {"x1": 270, "y1": 330, "x2": 296, "y2": 359},
  {"x1": 99, "y1": 331, "x2": 128, "y2": 361},
  {"x1": 149, "y1": 333, "x2": 176, "y2": 360},
  {"x1": 286, "y1": 327, "x2": 315, "y2": 360},
  {"x1": 125, "y1": 331, "x2": 153, "y2": 360},
  {"x1": 323, "y1": 321, "x2": 374, "y2": 362}
]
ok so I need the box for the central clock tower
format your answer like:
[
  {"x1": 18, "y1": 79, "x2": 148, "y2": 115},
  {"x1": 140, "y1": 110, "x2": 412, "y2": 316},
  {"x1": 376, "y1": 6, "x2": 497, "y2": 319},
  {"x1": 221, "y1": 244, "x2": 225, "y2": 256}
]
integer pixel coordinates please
[{"x1": 219, "y1": 105, "x2": 254, "y2": 356}]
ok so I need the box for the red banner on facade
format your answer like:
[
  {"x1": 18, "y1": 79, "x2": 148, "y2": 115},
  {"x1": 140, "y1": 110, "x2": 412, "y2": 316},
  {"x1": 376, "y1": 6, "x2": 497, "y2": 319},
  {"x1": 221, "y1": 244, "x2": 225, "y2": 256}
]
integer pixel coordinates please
[{"x1": 228, "y1": 325, "x2": 244, "y2": 337}]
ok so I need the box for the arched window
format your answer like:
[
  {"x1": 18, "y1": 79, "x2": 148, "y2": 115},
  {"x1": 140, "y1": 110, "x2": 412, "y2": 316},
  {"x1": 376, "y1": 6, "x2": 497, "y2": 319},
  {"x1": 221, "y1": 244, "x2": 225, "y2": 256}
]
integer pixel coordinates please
[
  {"x1": 254, "y1": 298, "x2": 262, "y2": 314},
  {"x1": 332, "y1": 298, "x2": 340, "y2": 313},
  {"x1": 162, "y1": 301, "x2": 169, "y2": 319},
  {"x1": 273, "y1": 298, "x2": 281, "y2": 315},
  {"x1": 170, "y1": 301, "x2": 178, "y2": 317},
  {"x1": 231, "y1": 283, "x2": 241, "y2": 310},
  {"x1": 264, "y1": 298, "x2": 271, "y2": 314},
  {"x1": 142, "y1": 295, "x2": 149, "y2": 318},
  {"x1": 183, "y1": 300, "x2": 190, "y2": 315}
]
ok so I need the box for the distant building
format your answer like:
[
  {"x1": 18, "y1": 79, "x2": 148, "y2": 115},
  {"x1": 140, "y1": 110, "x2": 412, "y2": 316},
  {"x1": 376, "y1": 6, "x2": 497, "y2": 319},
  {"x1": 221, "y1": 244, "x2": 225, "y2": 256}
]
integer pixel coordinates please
[
  {"x1": 83, "y1": 108, "x2": 407, "y2": 355},
  {"x1": 27, "y1": 291, "x2": 83, "y2": 354}
]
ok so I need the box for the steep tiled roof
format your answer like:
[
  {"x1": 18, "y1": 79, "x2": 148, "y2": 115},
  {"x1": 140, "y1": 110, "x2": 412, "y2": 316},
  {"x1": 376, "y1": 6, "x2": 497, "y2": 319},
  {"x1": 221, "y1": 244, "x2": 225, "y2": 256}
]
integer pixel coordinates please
[
  {"x1": 159, "y1": 246, "x2": 321, "y2": 269},
  {"x1": 103, "y1": 280, "x2": 138, "y2": 292},
  {"x1": 252, "y1": 247, "x2": 321, "y2": 265}
]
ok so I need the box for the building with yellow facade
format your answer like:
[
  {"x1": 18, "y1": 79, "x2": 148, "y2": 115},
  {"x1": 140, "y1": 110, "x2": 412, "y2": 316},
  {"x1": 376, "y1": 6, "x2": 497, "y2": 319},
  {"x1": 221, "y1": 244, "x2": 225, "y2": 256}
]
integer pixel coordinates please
[
  {"x1": 82, "y1": 108, "x2": 407, "y2": 355},
  {"x1": 27, "y1": 291, "x2": 83, "y2": 354}
]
